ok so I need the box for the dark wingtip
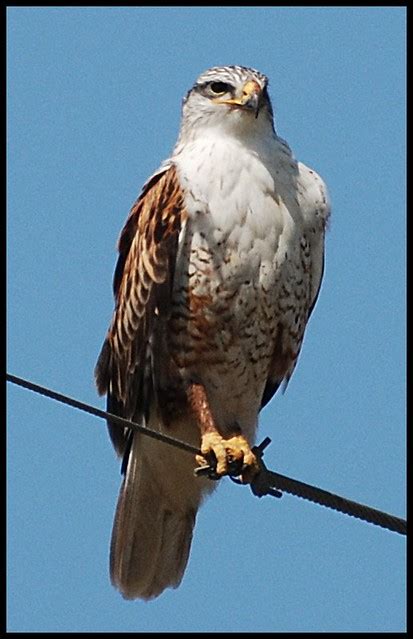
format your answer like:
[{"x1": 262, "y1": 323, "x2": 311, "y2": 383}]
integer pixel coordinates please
[{"x1": 95, "y1": 338, "x2": 111, "y2": 396}]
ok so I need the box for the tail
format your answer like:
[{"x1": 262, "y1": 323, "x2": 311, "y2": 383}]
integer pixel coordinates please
[{"x1": 110, "y1": 430, "x2": 204, "y2": 600}]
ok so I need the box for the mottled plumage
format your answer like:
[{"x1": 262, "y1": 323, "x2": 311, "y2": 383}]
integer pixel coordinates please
[{"x1": 95, "y1": 65, "x2": 330, "y2": 600}]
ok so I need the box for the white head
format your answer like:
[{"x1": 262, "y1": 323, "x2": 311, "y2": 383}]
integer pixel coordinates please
[{"x1": 177, "y1": 65, "x2": 275, "y2": 143}]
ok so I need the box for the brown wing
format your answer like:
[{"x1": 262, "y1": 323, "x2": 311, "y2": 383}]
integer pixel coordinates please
[{"x1": 95, "y1": 165, "x2": 185, "y2": 456}]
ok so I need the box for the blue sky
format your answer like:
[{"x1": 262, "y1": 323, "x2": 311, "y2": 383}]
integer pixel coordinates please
[{"x1": 7, "y1": 6, "x2": 406, "y2": 633}]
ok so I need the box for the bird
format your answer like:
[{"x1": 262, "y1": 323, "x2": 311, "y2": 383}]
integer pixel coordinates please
[{"x1": 95, "y1": 65, "x2": 330, "y2": 600}]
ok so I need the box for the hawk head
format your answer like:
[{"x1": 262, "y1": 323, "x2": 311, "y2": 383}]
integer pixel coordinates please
[{"x1": 180, "y1": 65, "x2": 275, "y2": 138}]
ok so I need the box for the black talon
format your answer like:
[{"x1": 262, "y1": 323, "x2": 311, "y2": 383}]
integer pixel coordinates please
[
  {"x1": 194, "y1": 464, "x2": 220, "y2": 479},
  {"x1": 227, "y1": 457, "x2": 244, "y2": 477},
  {"x1": 194, "y1": 451, "x2": 221, "y2": 480}
]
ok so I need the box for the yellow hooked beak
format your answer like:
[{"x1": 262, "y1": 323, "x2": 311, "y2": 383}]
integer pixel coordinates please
[{"x1": 213, "y1": 80, "x2": 262, "y2": 117}]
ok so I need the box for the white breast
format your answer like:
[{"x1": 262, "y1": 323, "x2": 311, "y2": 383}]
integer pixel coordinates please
[
  {"x1": 169, "y1": 128, "x2": 330, "y2": 437},
  {"x1": 175, "y1": 131, "x2": 311, "y2": 268},
  {"x1": 174, "y1": 126, "x2": 329, "y2": 295}
]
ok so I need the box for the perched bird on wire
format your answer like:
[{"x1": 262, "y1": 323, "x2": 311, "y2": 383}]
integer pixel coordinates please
[{"x1": 95, "y1": 65, "x2": 330, "y2": 600}]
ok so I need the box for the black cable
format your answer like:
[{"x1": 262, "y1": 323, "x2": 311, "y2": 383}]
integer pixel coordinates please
[
  {"x1": 7, "y1": 373, "x2": 406, "y2": 536},
  {"x1": 6, "y1": 373, "x2": 199, "y2": 456},
  {"x1": 248, "y1": 439, "x2": 406, "y2": 535},
  {"x1": 267, "y1": 471, "x2": 406, "y2": 535}
]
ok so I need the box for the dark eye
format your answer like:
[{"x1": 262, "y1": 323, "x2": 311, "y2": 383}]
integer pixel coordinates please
[{"x1": 209, "y1": 81, "x2": 232, "y2": 95}]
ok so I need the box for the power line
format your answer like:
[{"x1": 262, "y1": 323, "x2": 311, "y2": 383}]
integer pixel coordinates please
[
  {"x1": 6, "y1": 373, "x2": 198, "y2": 456},
  {"x1": 7, "y1": 372, "x2": 406, "y2": 536}
]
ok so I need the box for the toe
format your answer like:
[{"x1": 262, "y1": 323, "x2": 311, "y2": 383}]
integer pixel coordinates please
[
  {"x1": 197, "y1": 431, "x2": 259, "y2": 481},
  {"x1": 225, "y1": 435, "x2": 259, "y2": 482},
  {"x1": 199, "y1": 432, "x2": 228, "y2": 475}
]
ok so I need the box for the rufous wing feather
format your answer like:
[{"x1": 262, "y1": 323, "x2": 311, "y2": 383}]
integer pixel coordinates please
[{"x1": 95, "y1": 165, "x2": 185, "y2": 456}]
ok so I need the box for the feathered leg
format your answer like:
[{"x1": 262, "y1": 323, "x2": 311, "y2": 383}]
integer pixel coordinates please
[{"x1": 187, "y1": 382, "x2": 259, "y2": 482}]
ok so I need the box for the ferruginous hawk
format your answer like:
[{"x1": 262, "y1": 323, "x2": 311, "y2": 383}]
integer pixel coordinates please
[{"x1": 95, "y1": 65, "x2": 330, "y2": 600}]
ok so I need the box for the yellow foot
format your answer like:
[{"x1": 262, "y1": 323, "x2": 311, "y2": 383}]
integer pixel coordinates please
[{"x1": 196, "y1": 432, "x2": 259, "y2": 483}]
